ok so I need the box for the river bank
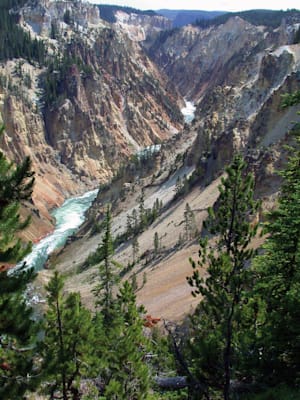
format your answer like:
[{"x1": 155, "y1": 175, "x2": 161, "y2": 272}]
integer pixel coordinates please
[{"x1": 20, "y1": 189, "x2": 98, "y2": 271}]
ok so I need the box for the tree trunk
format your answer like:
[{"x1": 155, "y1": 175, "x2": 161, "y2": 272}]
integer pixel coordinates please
[
  {"x1": 56, "y1": 298, "x2": 67, "y2": 400},
  {"x1": 223, "y1": 302, "x2": 234, "y2": 400}
]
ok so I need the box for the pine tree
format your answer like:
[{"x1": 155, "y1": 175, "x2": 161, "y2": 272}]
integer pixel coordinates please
[
  {"x1": 0, "y1": 125, "x2": 37, "y2": 398},
  {"x1": 104, "y1": 281, "x2": 150, "y2": 399},
  {"x1": 252, "y1": 129, "x2": 300, "y2": 385},
  {"x1": 40, "y1": 271, "x2": 95, "y2": 400},
  {"x1": 138, "y1": 188, "x2": 147, "y2": 230},
  {"x1": 183, "y1": 203, "x2": 197, "y2": 241},
  {"x1": 154, "y1": 231, "x2": 159, "y2": 255},
  {"x1": 132, "y1": 236, "x2": 139, "y2": 264},
  {"x1": 187, "y1": 154, "x2": 260, "y2": 399},
  {"x1": 93, "y1": 205, "x2": 120, "y2": 325},
  {"x1": 132, "y1": 208, "x2": 139, "y2": 235}
]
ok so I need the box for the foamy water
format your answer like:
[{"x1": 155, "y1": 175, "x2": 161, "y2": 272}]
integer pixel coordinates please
[
  {"x1": 19, "y1": 189, "x2": 98, "y2": 271},
  {"x1": 181, "y1": 100, "x2": 196, "y2": 123}
]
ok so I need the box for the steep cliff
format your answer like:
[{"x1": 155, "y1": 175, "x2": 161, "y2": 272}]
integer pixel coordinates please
[
  {"x1": 147, "y1": 15, "x2": 300, "y2": 99},
  {"x1": 188, "y1": 44, "x2": 300, "y2": 186},
  {"x1": 0, "y1": 0, "x2": 183, "y2": 235},
  {"x1": 113, "y1": 10, "x2": 172, "y2": 42},
  {"x1": 51, "y1": 12, "x2": 300, "y2": 319},
  {"x1": 145, "y1": 12, "x2": 300, "y2": 185}
]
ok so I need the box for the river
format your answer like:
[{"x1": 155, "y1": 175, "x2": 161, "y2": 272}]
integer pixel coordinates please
[
  {"x1": 20, "y1": 189, "x2": 98, "y2": 271},
  {"x1": 19, "y1": 101, "x2": 195, "y2": 271},
  {"x1": 181, "y1": 100, "x2": 196, "y2": 123}
]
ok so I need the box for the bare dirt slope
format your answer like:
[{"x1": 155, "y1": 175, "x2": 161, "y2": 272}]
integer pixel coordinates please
[{"x1": 40, "y1": 174, "x2": 222, "y2": 321}]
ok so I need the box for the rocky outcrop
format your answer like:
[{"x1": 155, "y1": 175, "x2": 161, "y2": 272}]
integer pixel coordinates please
[
  {"x1": 143, "y1": 13, "x2": 300, "y2": 187},
  {"x1": 0, "y1": 1, "x2": 184, "y2": 238},
  {"x1": 188, "y1": 43, "x2": 300, "y2": 187},
  {"x1": 20, "y1": 0, "x2": 102, "y2": 36},
  {"x1": 42, "y1": 25, "x2": 183, "y2": 184},
  {"x1": 0, "y1": 73, "x2": 87, "y2": 224},
  {"x1": 147, "y1": 16, "x2": 300, "y2": 100},
  {"x1": 114, "y1": 10, "x2": 172, "y2": 42}
]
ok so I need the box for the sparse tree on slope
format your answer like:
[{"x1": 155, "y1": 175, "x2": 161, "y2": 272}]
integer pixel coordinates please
[
  {"x1": 187, "y1": 154, "x2": 260, "y2": 400},
  {"x1": 93, "y1": 205, "x2": 120, "y2": 325},
  {"x1": 184, "y1": 202, "x2": 197, "y2": 241}
]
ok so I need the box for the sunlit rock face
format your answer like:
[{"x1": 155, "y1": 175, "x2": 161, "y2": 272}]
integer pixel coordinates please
[
  {"x1": 114, "y1": 10, "x2": 172, "y2": 42},
  {"x1": 147, "y1": 16, "x2": 299, "y2": 100},
  {"x1": 145, "y1": 11, "x2": 300, "y2": 183},
  {"x1": 19, "y1": 0, "x2": 102, "y2": 36},
  {"x1": 0, "y1": 0, "x2": 183, "y2": 235},
  {"x1": 187, "y1": 42, "x2": 300, "y2": 185}
]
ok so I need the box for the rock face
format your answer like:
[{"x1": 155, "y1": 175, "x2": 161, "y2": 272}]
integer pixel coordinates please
[
  {"x1": 33, "y1": 9, "x2": 300, "y2": 319},
  {"x1": 0, "y1": 0, "x2": 183, "y2": 233},
  {"x1": 187, "y1": 43, "x2": 300, "y2": 185},
  {"x1": 20, "y1": 0, "x2": 102, "y2": 36},
  {"x1": 145, "y1": 13, "x2": 300, "y2": 187},
  {"x1": 1, "y1": 3, "x2": 300, "y2": 241},
  {"x1": 114, "y1": 10, "x2": 172, "y2": 42},
  {"x1": 147, "y1": 16, "x2": 299, "y2": 100},
  {"x1": 42, "y1": 26, "x2": 182, "y2": 184}
]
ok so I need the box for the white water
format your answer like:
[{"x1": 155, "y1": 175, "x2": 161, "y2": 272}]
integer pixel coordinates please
[
  {"x1": 137, "y1": 144, "x2": 162, "y2": 158},
  {"x1": 19, "y1": 189, "x2": 98, "y2": 271},
  {"x1": 181, "y1": 100, "x2": 196, "y2": 123}
]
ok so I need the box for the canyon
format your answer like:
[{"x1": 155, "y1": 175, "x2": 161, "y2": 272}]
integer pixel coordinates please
[{"x1": 1, "y1": 1, "x2": 300, "y2": 319}]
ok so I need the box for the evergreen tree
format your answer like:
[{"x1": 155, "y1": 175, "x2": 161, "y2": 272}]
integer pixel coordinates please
[
  {"x1": 0, "y1": 125, "x2": 37, "y2": 398},
  {"x1": 104, "y1": 281, "x2": 150, "y2": 399},
  {"x1": 93, "y1": 205, "x2": 120, "y2": 325},
  {"x1": 132, "y1": 236, "x2": 139, "y2": 264},
  {"x1": 154, "y1": 231, "x2": 159, "y2": 255},
  {"x1": 132, "y1": 208, "x2": 139, "y2": 235},
  {"x1": 183, "y1": 203, "x2": 197, "y2": 241},
  {"x1": 126, "y1": 213, "x2": 133, "y2": 238},
  {"x1": 138, "y1": 188, "x2": 147, "y2": 229},
  {"x1": 187, "y1": 155, "x2": 260, "y2": 399},
  {"x1": 91, "y1": 209, "x2": 150, "y2": 398},
  {"x1": 40, "y1": 271, "x2": 95, "y2": 400},
  {"x1": 252, "y1": 129, "x2": 300, "y2": 385},
  {"x1": 131, "y1": 272, "x2": 138, "y2": 292}
]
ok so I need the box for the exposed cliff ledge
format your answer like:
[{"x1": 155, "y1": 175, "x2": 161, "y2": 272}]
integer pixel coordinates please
[
  {"x1": 114, "y1": 10, "x2": 172, "y2": 42},
  {"x1": 146, "y1": 16, "x2": 300, "y2": 100},
  {"x1": 41, "y1": 25, "x2": 183, "y2": 183},
  {"x1": 0, "y1": 0, "x2": 184, "y2": 237},
  {"x1": 188, "y1": 44, "x2": 300, "y2": 187},
  {"x1": 20, "y1": 0, "x2": 103, "y2": 36}
]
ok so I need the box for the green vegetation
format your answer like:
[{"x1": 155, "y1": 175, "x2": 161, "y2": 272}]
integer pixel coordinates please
[
  {"x1": 40, "y1": 272, "x2": 95, "y2": 399},
  {"x1": 93, "y1": 206, "x2": 121, "y2": 323},
  {"x1": 1, "y1": 93, "x2": 299, "y2": 398},
  {"x1": 43, "y1": 53, "x2": 93, "y2": 107},
  {"x1": 243, "y1": 386, "x2": 300, "y2": 400},
  {"x1": 39, "y1": 205, "x2": 154, "y2": 399},
  {"x1": 250, "y1": 129, "x2": 300, "y2": 386},
  {"x1": 0, "y1": 125, "x2": 37, "y2": 398},
  {"x1": 294, "y1": 25, "x2": 300, "y2": 43},
  {"x1": 183, "y1": 202, "x2": 197, "y2": 241},
  {"x1": 181, "y1": 94, "x2": 300, "y2": 399},
  {"x1": 0, "y1": 0, "x2": 46, "y2": 63},
  {"x1": 84, "y1": 194, "x2": 163, "y2": 273},
  {"x1": 187, "y1": 154, "x2": 260, "y2": 399},
  {"x1": 173, "y1": 167, "x2": 204, "y2": 201}
]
